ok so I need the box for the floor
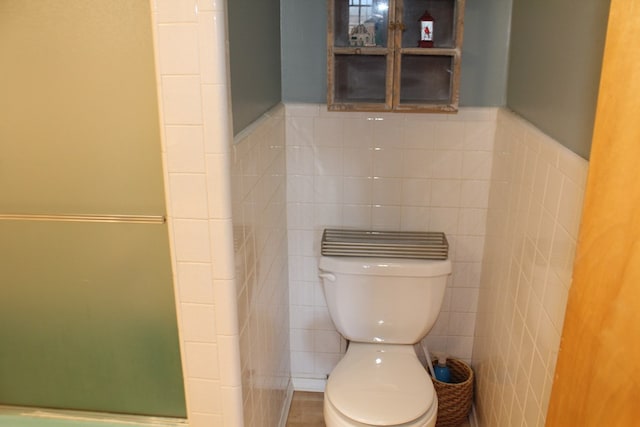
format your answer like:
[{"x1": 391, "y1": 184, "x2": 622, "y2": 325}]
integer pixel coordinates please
[
  {"x1": 285, "y1": 391, "x2": 325, "y2": 427},
  {"x1": 285, "y1": 391, "x2": 471, "y2": 427}
]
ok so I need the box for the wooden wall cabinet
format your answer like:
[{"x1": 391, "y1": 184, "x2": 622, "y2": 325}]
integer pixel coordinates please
[{"x1": 327, "y1": 0, "x2": 465, "y2": 113}]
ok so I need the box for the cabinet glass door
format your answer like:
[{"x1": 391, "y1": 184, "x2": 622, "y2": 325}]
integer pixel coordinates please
[
  {"x1": 400, "y1": 0, "x2": 458, "y2": 49},
  {"x1": 334, "y1": 54, "x2": 388, "y2": 103},
  {"x1": 398, "y1": 54, "x2": 454, "y2": 104},
  {"x1": 394, "y1": 0, "x2": 462, "y2": 110},
  {"x1": 334, "y1": 0, "x2": 391, "y2": 48},
  {"x1": 328, "y1": 0, "x2": 464, "y2": 112},
  {"x1": 329, "y1": 0, "x2": 395, "y2": 110}
]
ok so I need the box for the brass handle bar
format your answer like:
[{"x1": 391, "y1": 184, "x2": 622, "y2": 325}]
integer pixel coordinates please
[{"x1": 0, "y1": 213, "x2": 166, "y2": 224}]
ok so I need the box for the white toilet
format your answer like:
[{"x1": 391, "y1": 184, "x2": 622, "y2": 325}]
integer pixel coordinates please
[{"x1": 318, "y1": 255, "x2": 451, "y2": 427}]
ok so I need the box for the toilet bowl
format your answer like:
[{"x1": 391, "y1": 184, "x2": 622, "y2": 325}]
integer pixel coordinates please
[
  {"x1": 324, "y1": 343, "x2": 438, "y2": 427},
  {"x1": 318, "y1": 255, "x2": 451, "y2": 427}
]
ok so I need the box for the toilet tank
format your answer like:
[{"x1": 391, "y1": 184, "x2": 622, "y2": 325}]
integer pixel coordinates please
[{"x1": 318, "y1": 256, "x2": 451, "y2": 344}]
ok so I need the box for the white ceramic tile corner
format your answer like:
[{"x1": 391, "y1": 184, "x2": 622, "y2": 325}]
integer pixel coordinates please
[
  {"x1": 157, "y1": 23, "x2": 200, "y2": 75},
  {"x1": 161, "y1": 75, "x2": 204, "y2": 124},
  {"x1": 172, "y1": 219, "x2": 212, "y2": 262},
  {"x1": 213, "y1": 279, "x2": 239, "y2": 336},
  {"x1": 153, "y1": 0, "x2": 243, "y2": 422},
  {"x1": 165, "y1": 125, "x2": 207, "y2": 173},
  {"x1": 156, "y1": 0, "x2": 199, "y2": 23},
  {"x1": 217, "y1": 335, "x2": 242, "y2": 387},
  {"x1": 472, "y1": 108, "x2": 588, "y2": 427},
  {"x1": 177, "y1": 262, "x2": 215, "y2": 304},
  {"x1": 205, "y1": 153, "x2": 233, "y2": 219},
  {"x1": 230, "y1": 106, "x2": 291, "y2": 426},
  {"x1": 185, "y1": 341, "x2": 220, "y2": 379},
  {"x1": 187, "y1": 413, "x2": 223, "y2": 427},
  {"x1": 197, "y1": 12, "x2": 228, "y2": 85},
  {"x1": 187, "y1": 378, "x2": 222, "y2": 414},
  {"x1": 169, "y1": 173, "x2": 210, "y2": 219},
  {"x1": 180, "y1": 303, "x2": 217, "y2": 342},
  {"x1": 201, "y1": 83, "x2": 232, "y2": 154},
  {"x1": 220, "y1": 386, "x2": 244, "y2": 427},
  {"x1": 209, "y1": 219, "x2": 236, "y2": 280}
]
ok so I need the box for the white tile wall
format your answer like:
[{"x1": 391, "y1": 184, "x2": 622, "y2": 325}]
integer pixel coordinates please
[
  {"x1": 231, "y1": 105, "x2": 292, "y2": 427},
  {"x1": 472, "y1": 109, "x2": 589, "y2": 427},
  {"x1": 151, "y1": 3, "x2": 587, "y2": 422},
  {"x1": 285, "y1": 104, "x2": 498, "y2": 388},
  {"x1": 150, "y1": 1, "x2": 245, "y2": 425}
]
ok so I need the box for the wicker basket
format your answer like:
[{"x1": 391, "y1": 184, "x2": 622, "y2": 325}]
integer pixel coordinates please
[{"x1": 431, "y1": 358, "x2": 474, "y2": 427}]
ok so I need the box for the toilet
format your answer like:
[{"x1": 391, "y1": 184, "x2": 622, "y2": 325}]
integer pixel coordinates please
[{"x1": 318, "y1": 255, "x2": 451, "y2": 427}]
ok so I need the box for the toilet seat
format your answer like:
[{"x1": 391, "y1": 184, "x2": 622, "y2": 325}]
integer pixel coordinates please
[
  {"x1": 325, "y1": 343, "x2": 437, "y2": 426},
  {"x1": 324, "y1": 396, "x2": 437, "y2": 427}
]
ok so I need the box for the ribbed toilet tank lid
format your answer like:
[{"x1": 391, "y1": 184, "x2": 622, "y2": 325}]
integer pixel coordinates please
[
  {"x1": 319, "y1": 256, "x2": 451, "y2": 277},
  {"x1": 325, "y1": 344, "x2": 435, "y2": 426}
]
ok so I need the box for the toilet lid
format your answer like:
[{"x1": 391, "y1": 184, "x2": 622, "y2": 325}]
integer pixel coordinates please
[{"x1": 326, "y1": 345, "x2": 435, "y2": 425}]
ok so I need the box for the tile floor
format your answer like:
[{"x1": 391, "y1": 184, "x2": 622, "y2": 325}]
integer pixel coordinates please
[{"x1": 285, "y1": 391, "x2": 471, "y2": 427}]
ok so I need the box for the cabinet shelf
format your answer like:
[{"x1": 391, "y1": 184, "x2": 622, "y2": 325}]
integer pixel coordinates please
[
  {"x1": 327, "y1": 0, "x2": 465, "y2": 113},
  {"x1": 333, "y1": 47, "x2": 389, "y2": 55},
  {"x1": 400, "y1": 47, "x2": 458, "y2": 55}
]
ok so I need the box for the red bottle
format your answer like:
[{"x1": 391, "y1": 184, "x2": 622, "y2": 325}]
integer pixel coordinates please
[{"x1": 419, "y1": 10, "x2": 434, "y2": 48}]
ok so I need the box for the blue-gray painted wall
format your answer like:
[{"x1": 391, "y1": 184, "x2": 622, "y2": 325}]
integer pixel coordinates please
[
  {"x1": 507, "y1": 0, "x2": 610, "y2": 159},
  {"x1": 228, "y1": 0, "x2": 282, "y2": 135},
  {"x1": 280, "y1": 0, "x2": 512, "y2": 106},
  {"x1": 459, "y1": 0, "x2": 512, "y2": 107},
  {"x1": 230, "y1": 0, "x2": 609, "y2": 159},
  {"x1": 281, "y1": 0, "x2": 328, "y2": 103}
]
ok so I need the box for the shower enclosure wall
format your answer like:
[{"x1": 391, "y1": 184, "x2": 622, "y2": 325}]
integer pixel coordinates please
[{"x1": 0, "y1": 1, "x2": 186, "y2": 417}]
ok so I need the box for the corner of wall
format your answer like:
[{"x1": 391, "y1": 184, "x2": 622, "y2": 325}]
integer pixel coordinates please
[{"x1": 472, "y1": 107, "x2": 588, "y2": 426}]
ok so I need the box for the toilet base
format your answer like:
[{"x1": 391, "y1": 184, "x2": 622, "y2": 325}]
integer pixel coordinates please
[{"x1": 324, "y1": 394, "x2": 437, "y2": 427}]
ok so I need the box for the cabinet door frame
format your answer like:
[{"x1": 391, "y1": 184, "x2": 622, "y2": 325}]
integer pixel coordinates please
[
  {"x1": 327, "y1": 0, "x2": 396, "y2": 111},
  {"x1": 392, "y1": 0, "x2": 465, "y2": 112}
]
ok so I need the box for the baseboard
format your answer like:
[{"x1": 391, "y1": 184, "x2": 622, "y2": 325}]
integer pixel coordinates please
[
  {"x1": 278, "y1": 379, "x2": 295, "y2": 427},
  {"x1": 469, "y1": 403, "x2": 479, "y2": 427},
  {"x1": 291, "y1": 377, "x2": 326, "y2": 392}
]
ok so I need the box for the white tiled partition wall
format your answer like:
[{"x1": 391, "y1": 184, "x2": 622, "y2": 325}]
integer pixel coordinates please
[
  {"x1": 152, "y1": 2, "x2": 292, "y2": 426},
  {"x1": 231, "y1": 105, "x2": 292, "y2": 427},
  {"x1": 285, "y1": 104, "x2": 497, "y2": 388},
  {"x1": 472, "y1": 109, "x2": 588, "y2": 427},
  {"x1": 151, "y1": 1, "x2": 245, "y2": 426}
]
